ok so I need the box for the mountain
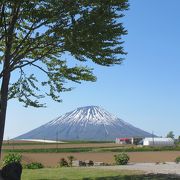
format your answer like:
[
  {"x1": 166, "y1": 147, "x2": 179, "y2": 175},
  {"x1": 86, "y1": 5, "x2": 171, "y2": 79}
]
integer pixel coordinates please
[{"x1": 15, "y1": 106, "x2": 153, "y2": 141}]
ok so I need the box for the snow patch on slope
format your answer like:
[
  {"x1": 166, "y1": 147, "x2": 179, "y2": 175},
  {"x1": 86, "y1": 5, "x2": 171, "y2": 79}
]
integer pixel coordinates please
[{"x1": 47, "y1": 106, "x2": 123, "y2": 127}]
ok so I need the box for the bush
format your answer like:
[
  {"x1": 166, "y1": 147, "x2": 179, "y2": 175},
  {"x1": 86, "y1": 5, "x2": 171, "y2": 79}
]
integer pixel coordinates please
[
  {"x1": 114, "y1": 153, "x2": 129, "y2": 165},
  {"x1": 59, "y1": 158, "x2": 69, "y2": 167},
  {"x1": 3, "y1": 153, "x2": 22, "y2": 166},
  {"x1": 67, "y1": 155, "x2": 75, "y2": 167},
  {"x1": 175, "y1": 156, "x2": 180, "y2": 164},
  {"x1": 24, "y1": 162, "x2": 44, "y2": 169},
  {"x1": 88, "y1": 160, "x2": 94, "y2": 166}
]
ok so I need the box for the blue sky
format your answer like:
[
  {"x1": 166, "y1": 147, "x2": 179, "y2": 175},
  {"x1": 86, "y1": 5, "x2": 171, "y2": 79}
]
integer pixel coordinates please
[{"x1": 4, "y1": 0, "x2": 180, "y2": 139}]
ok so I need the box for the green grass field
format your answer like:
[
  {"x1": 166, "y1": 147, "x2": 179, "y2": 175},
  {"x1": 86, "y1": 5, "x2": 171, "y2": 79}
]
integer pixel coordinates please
[
  {"x1": 3, "y1": 145, "x2": 180, "y2": 153},
  {"x1": 2, "y1": 140, "x2": 114, "y2": 146},
  {"x1": 21, "y1": 167, "x2": 179, "y2": 180},
  {"x1": 22, "y1": 167, "x2": 141, "y2": 180}
]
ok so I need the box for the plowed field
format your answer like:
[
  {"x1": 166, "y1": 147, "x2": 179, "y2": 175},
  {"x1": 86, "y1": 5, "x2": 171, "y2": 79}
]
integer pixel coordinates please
[
  {"x1": 2, "y1": 151, "x2": 180, "y2": 167},
  {"x1": 2, "y1": 141, "x2": 180, "y2": 167}
]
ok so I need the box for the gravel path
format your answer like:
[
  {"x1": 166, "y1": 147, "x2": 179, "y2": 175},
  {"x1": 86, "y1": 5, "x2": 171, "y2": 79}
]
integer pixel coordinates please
[{"x1": 95, "y1": 162, "x2": 180, "y2": 175}]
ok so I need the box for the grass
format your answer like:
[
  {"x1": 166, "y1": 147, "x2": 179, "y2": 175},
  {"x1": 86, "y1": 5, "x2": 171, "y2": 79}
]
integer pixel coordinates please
[
  {"x1": 22, "y1": 167, "x2": 142, "y2": 180},
  {"x1": 2, "y1": 140, "x2": 114, "y2": 146},
  {"x1": 3, "y1": 147, "x2": 94, "y2": 153},
  {"x1": 100, "y1": 146, "x2": 180, "y2": 152},
  {"x1": 3, "y1": 146, "x2": 180, "y2": 153},
  {"x1": 21, "y1": 167, "x2": 180, "y2": 180},
  {"x1": 3, "y1": 142, "x2": 48, "y2": 146}
]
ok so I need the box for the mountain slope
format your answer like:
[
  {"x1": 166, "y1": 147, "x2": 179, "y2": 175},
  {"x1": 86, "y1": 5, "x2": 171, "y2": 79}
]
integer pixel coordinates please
[{"x1": 15, "y1": 106, "x2": 153, "y2": 141}]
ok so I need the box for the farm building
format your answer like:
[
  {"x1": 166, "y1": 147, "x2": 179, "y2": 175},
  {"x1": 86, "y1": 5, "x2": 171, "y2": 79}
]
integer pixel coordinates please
[
  {"x1": 115, "y1": 137, "x2": 143, "y2": 145},
  {"x1": 116, "y1": 138, "x2": 131, "y2": 144},
  {"x1": 142, "y1": 138, "x2": 174, "y2": 146}
]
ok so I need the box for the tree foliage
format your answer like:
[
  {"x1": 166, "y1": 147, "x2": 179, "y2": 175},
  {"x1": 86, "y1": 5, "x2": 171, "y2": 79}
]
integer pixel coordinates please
[
  {"x1": 166, "y1": 131, "x2": 175, "y2": 139},
  {"x1": 0, "y1": 0, "x2": 128, "y2": 107},
  {"x1": 3, "y1": 153, "x2": 22, "y2": 166}
]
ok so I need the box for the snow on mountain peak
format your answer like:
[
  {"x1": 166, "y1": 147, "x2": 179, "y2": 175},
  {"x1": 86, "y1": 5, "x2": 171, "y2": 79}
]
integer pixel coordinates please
[{"x1": 47, "y1": 105, "x2": 120, "y2": 126}]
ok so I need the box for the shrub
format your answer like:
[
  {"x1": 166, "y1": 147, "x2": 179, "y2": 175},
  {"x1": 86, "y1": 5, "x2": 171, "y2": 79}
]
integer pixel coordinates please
[
  {"x1": 88, "y1": 160, "x2": 94, "y2": 166},
  {"x1": 3, "y1": 153, "x2": 22, "y2": 166},
  {"x1": 67, "y1": 155, "x2": 75, "y2": 167},
  {"x1": 59, "y1": 158, "x2": 69, "y2": 167},
  {"x1": 175, "y1": 156, "x2": 180, "y2": 164},
  {"x1": 114, "y1": 153, "x2": 129, "y2": 165},
  {"x1": 24, "y1": 162, "x2": 44, "y2": 169}
]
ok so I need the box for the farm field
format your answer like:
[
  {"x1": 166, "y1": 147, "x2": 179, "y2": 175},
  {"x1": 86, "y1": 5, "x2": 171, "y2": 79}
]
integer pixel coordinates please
[
  {"x1": 2, "y1": 141, "x2": 125, "y2": 150},
  {"x1": 2, "y1": 140, "x2": 180, "y2": 153},
  {"x1": 2, "y1": 151, "x2": 180, "y2": 167},
  {"x1": 2, "y1": 141, "x2": 180, "y2": 167},
  {"x1": 1, "y1": 141, "x2": 180, "y2": 179},
  {"x1": 24, "y1": 151, "x2": 180, "y2": 166}
]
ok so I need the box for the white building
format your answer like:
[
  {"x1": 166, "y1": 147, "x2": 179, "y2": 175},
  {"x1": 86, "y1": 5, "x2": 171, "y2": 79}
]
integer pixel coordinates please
[{"x1": 143, "y1": 138, "x2": 174, "y2": 146}]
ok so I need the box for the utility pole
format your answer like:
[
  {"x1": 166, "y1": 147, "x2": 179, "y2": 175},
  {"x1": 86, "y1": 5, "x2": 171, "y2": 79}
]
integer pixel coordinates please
[
  {"x1": 56, "y1": 130, "x2": 58, "y2": 151},
  {"x1": 43, "y1": 136, "x2": 45, "y2": 149},
  {"x1": 152, "y1": 131, "x2": 154, "y2": 146},
  {"x1": 12, "y1": 139, "x2": 14, "y2": 150},
  {"x1": 7, "y1": 137, "x2": 9, "y2": 145}
]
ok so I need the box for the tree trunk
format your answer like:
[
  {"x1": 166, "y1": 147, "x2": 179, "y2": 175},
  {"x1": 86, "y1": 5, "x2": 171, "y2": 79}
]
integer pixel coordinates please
[
  {"x1": 0, "y1": 1, "x2": 19, "y2": 159},
  {"x1": 0, "y1": 71, "x2": 11, "y2": 158}
]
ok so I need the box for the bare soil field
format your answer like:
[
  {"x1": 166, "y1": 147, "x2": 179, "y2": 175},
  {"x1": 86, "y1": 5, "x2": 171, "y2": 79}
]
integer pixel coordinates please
[{"x1": 2, "y1": 151, "x2": 179, "y2": 167}]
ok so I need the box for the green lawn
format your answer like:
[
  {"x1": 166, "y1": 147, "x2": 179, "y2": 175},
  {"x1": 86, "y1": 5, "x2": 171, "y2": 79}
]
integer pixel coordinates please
[
  {"x1": 21, "y1": 167, "x2": 180, "y2": 180},
  {"x1": 22, "y1": 167, "x2": 141, "y2": 180}
]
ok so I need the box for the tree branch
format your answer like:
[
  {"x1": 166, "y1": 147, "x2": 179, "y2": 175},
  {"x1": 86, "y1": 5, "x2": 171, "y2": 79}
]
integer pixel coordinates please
[
  {"x1": 3, "y1": 1, "x2": 21, "y2": 68},
  {"x1": 11, "y1": 47, "x2": 54, "y2": 72},
  {"x1": 10, "y1": 39, "x2": 58, "y2": 70},
  {"x1": 29, "y1": 63, "x2": 48, "y2": 75},
  {"x1": 10, "y1": 20, "x2": 49, "y2": 60}
]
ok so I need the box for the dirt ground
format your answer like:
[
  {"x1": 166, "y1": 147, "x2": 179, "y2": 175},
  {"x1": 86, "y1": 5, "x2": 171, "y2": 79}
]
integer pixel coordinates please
[
  {"x1": 2, "y1": 151, "x2": 179, "y2": 167},
  {"x1": 95, "y1": 163, "x2": 180, "y2": 175}
]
